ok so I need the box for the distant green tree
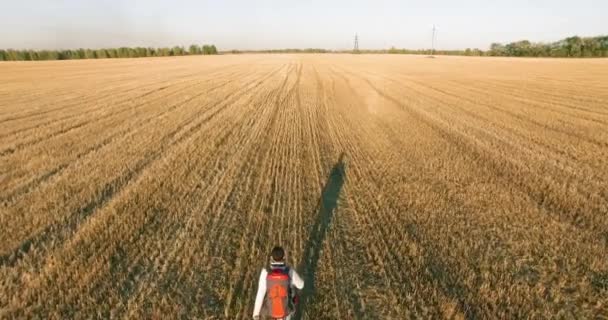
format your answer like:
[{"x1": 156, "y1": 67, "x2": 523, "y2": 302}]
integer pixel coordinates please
[
  {"x1": 507, "y1": 40, "x2": 531, "y2": 56},
  {"x1": 173, "y1": 46, "x2": 185, "y2": 56},
  {"x1": 489, "y1": 43, "x2": 506, "y2": 56},
  {"x1": 5, "y1": 50, "x2": 15, "y2": 60},
  {"x1": 74, "y1": 48, "x2": 84, "y2": 59},
  {"x1": 549, "y1": 41, "x2": 567, "y2": 57},
  {"x1": 200, "y1": 45, "x2": 218, "y2": 55},
  {"x1": 103, "y1": 49, "x2": 110, "y2": 58},
  {"x1": 564, "y1": 36, "x2": 583, "y2": 57},
  {"x1": 57, "y1": 50, "x2": 68, "y2": 60},
  {"x1": 95, "y1": 49, "x2": 107, "y2": 59},
  {"x1": 157, "y1": 47, "x2": 169, "y2": 56},
  {"x1": 581, "y1": 37, "x2": 600, "y2": 57},
  {"x1": 83, "y1": 49, "x2": 94, "y2": 59},
  {"x1": 600, "y1": 36, "x2": 608, "y2": 57},
  {"x1": 117, "y1": 47, "x2": 129, "y2": 58},
  {"x1": 189, "y1": 44, "x2": 201, "y2": 55}
]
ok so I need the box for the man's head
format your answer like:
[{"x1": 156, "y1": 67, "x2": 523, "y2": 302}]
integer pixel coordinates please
[{"x1": 270, "y1": 246, "x2": 285, "y2": 264}]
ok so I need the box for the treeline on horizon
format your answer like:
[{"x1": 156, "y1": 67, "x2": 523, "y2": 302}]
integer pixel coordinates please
[
  {"x1": 233, "y1": 35, "x2": 608, "y2": 58},
  {"x1": 0, "y1": 44, "x2": 218, "y2": 61},
  {"x1": 2, "y1": 35, "x2": 607, "y2": 61},
  {"x1": 385, "y1": 35, "x2": 608, "y2": 58}
]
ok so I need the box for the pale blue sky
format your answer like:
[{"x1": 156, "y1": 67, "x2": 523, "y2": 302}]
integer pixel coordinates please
[{"x1": 0, "y1": 0, "x2": 605, "y2": 50}]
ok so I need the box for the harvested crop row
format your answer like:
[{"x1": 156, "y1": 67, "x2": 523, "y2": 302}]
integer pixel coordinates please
[{"x1": 1, "y1": 54, "x2": 607, "y2": 319}]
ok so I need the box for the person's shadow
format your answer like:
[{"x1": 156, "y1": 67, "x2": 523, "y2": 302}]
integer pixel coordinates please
[{"x1": 294, "y1": 153, "x2": 346, "y2": 320}]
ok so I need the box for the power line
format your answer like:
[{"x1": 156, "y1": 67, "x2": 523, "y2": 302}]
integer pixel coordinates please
[{"x1": 431, "y1": 25, "x2": 436, "y2": 56}]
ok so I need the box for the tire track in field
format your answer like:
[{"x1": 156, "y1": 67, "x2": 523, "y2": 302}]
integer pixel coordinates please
[
  {"x1": 318, "y1": 65, "x2": 512, "y2": 317},
  {"x1": 364, "y1": 72, "x2": 608, "y2": 199},
  {"x1": 118, "y1": 63, "x2": 297, "y2": 319},
  {"x1": 292, "y1": 66, "x2": 409, "y2": 318},
  {"x1": 0, "y1": 68, "x2": 243, "y2": 157},
  {"x1": 269, "y1": 63, "x2": 343, "y2": 319},
  {"x1": 0, "y1": 62, "x2": 246, "y2": 124},
  {"x1": 470, "y1": 79, "x2": 608, "y2": 114},
  {"x1": 0, "y1": 60, "x2": 248, "y2": 135},
  {"x1": 423, "y1": 76, "x2": 608, "y2": 129},
  {"x1": 267, "y1": 62, "x2": 302, "y2": 247},
  {"x1": 0, "y1": 74, "x2": 142, "y2": 117},
  {"x1": 0, "y1": 85, "x2": 209, "y2": 201},
  {"x1": 2, "y1": 65, "x2": 246, "y2": 162},
  {"x1": 355, "y1": 69, "x2": 608, "y2": 152},
  {"x1": 0, "y1": 62, "x2": 248, "y2": 136},
  {"x1": 0, "y1": 68, "x2": 247, "y2": 204},
  {"x1": 348, "y1": 68, "x2": 608, "y2": 244},
  {"x1": 83, "y1": 72, "x2": 279, "y2": 318},
  {"x1": 319, "y1": 70, "x2": 439, "y2": 318},
  {"x1": 0, "y1": 68, "x2": 242, "y2": 162},
  {"x1": 0, "y1": 84, "x2": 171, "y2": 138},
  {"x1": 447, "y1": 79, "x2": 608, "y2": 125},
  {"x1": 406, "y1": 77, "x2": 608, "y2": 146},
  {"x1": 329, "y1": 65, "x2": 604, "y2": 317},
  {"x1": 198, "y1": 62, "x2": 303, "y2": 318},
  {"x1": 339, "y1": 68, "x2": 608, "y2": 239},
  {"x1": 220, "y1": 63, "x2": 299, "y2": 318},
  {"x1": 284, "y1": 62, "x2": 306, "y2": 266},
  {"x1": 292, "y1": 62, "x2": 311, "y2": 261},
  {"x1": 327, "y1": 67, "x2": 544, "y2": 318},
  {"x1": 0, "y1": 64, "x2": 287, "y2": 269},
  {"x1": 92, "y1": 63, "x2": 290, "y2": 312},
  {"x1": 0, "y1": 72, "x2": 179, "y2": 123},
  {"x1": 369, "y1": 101, "x2": 608, "y2": 317},
  {"x1": 299, "y1": 66, "x2": 374, "y2": 319},
  {"x1": 189, "y1": 75, "x2": 292, "y2": 316},
  {"x1": 205, "y1": 62, "x2": 297, "y2": 257},
  {"x1": 86, "y1": 80, "x2": 270, "y2": 316},
  {"x1": 372, "y1": 71, "x2": 608, "y2": 201},
  {"x1": 1, "y1": 63, "x2": 288, "y2": 316},
  {"x1": 0, "y1": 80, "x2": 197, "y2": 156},
  {"x1": 310, "y1": 68, "x2": 382, "y2": 318}
]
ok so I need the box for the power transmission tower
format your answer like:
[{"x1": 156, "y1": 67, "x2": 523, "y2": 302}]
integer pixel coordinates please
[
  {"x1": 431, "y1": 25, "x2": 436, "y2": 56},
  {"x1": 354, "y1": 34, "x2": 359, "y2": 53}
]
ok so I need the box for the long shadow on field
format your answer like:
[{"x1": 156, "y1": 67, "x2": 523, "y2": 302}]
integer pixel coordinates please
[{"x1": 294, "y1": 153, "x2": 346, "y2": 320}]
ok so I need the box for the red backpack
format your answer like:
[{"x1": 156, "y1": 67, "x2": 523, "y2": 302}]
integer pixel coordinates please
[{"x1": 266, "y1": 267, "x2": 290, "y2": 318}]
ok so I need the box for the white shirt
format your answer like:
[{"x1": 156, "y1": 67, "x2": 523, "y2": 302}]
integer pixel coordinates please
[{"x1": 253, "y1": 267, "x2": 304, "y2": 317}]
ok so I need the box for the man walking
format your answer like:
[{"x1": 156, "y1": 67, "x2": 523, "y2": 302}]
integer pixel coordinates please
[{"x1": 253, "y1": 246, "x2": 304, "y2": 320}]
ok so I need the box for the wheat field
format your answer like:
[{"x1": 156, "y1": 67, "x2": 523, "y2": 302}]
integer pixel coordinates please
[{"x1": 1, "y1": 54, "x2": 607, "y2": 319}]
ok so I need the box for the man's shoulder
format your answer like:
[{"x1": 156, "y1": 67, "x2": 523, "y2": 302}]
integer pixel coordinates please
[
  {"x1": 287, "y1": 266, "x2": 299, "y2": 275},
  {"x1": 259, "y1": 268, "x2": 268, "y2": 278}
]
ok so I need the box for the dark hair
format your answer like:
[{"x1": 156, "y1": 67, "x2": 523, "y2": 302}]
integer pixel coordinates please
[{"x1": 271, "y1": 246, "x2": 285, "y2": 262}]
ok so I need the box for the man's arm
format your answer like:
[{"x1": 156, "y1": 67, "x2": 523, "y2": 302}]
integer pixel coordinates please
[
  {"x1": 290, "y1": 269, "x2": 304, "y2": 290},
  {"x1": 253, "y1": 269, "x2": 267, "y2": 317}
]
